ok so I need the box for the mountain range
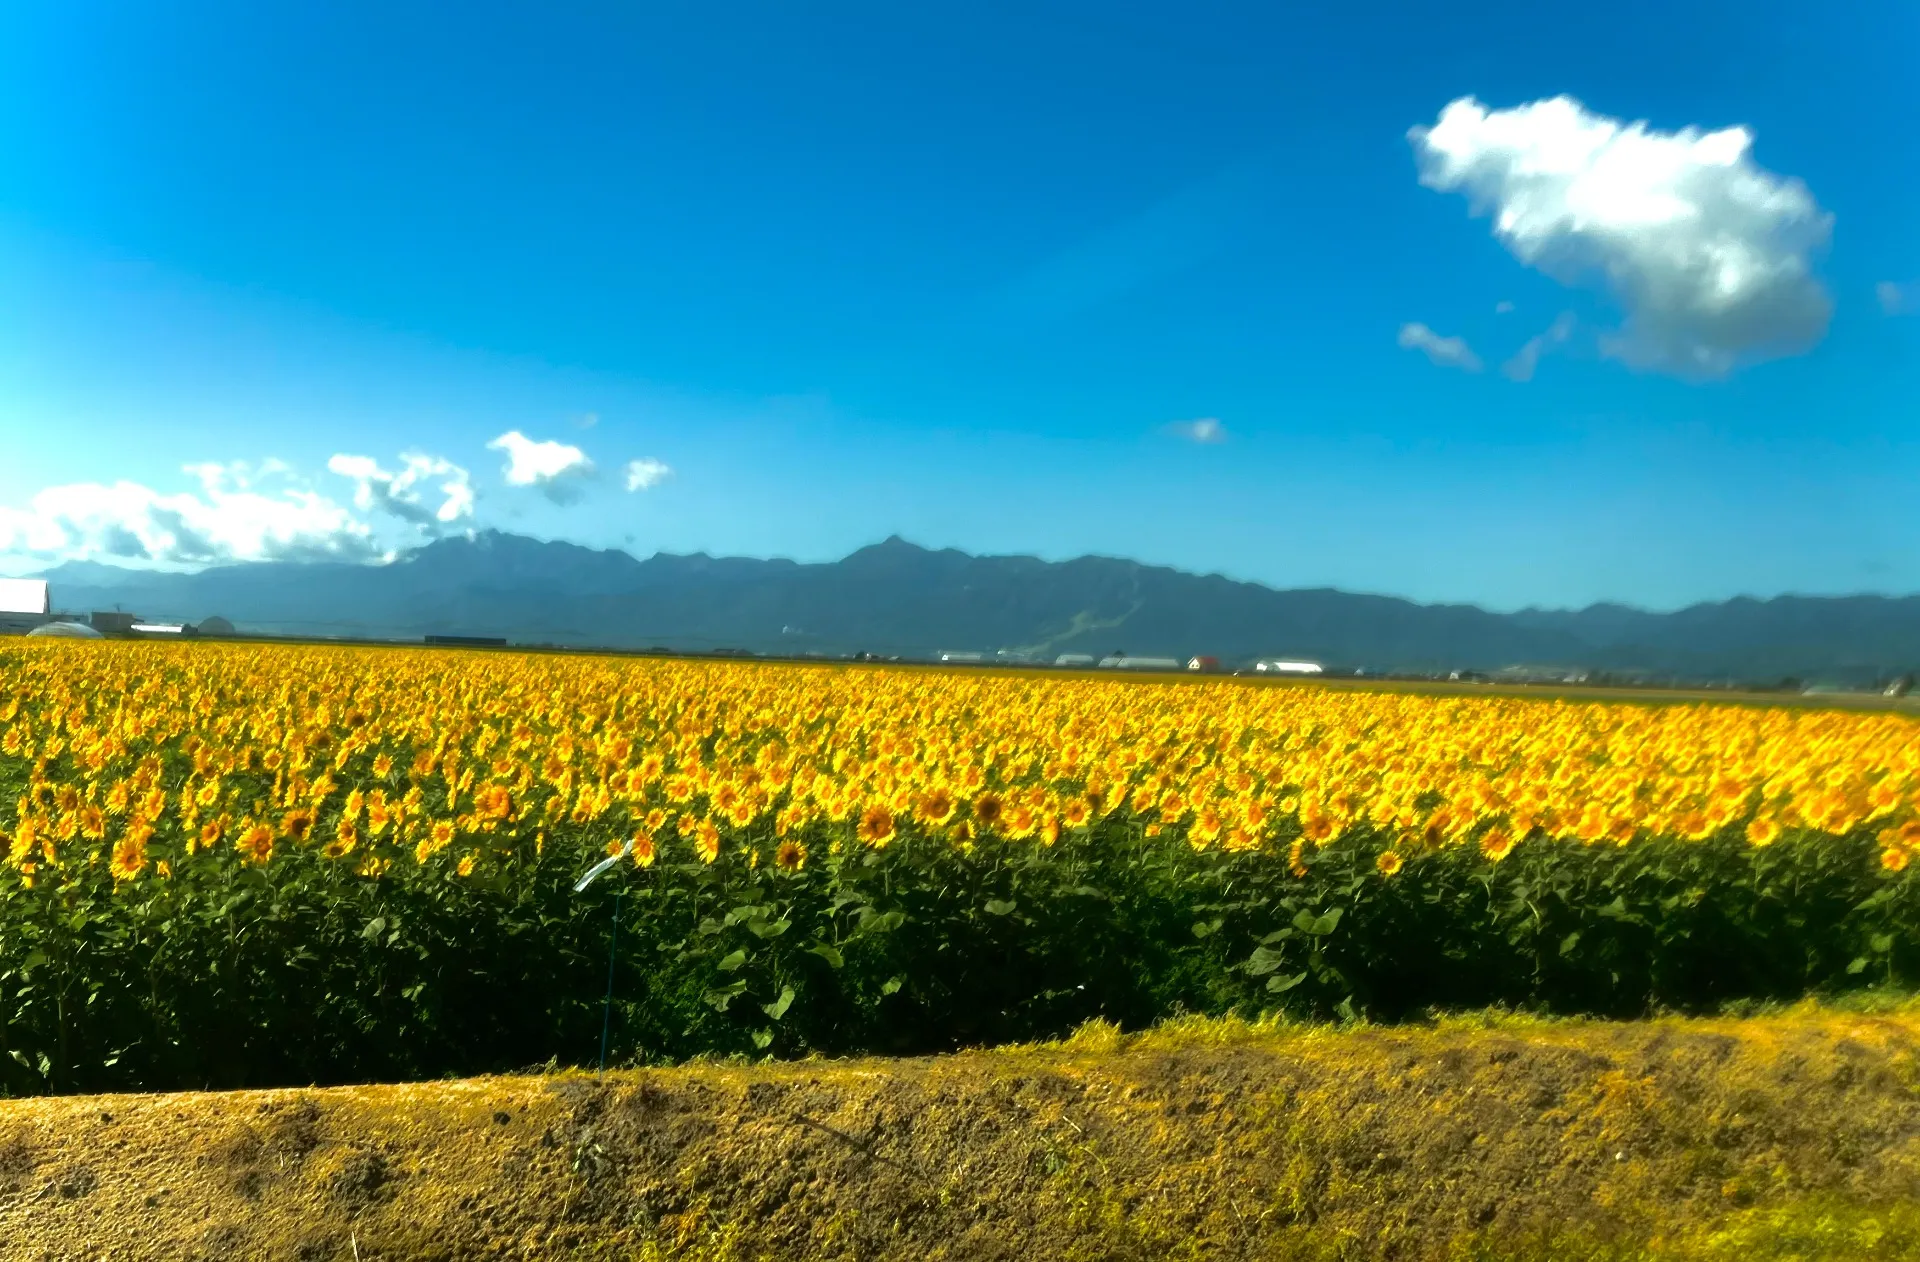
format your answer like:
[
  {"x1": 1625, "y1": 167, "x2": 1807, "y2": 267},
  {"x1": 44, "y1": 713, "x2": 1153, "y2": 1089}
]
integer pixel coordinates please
[{"x1": 30, "y1": 530, "x2": 1920, "y2": 683}]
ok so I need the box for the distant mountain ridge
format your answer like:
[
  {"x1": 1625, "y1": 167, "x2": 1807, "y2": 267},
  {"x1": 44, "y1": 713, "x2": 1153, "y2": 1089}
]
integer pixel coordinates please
[{"x1": 30, "y1": 530, "x2": 1920, "y2": 682}]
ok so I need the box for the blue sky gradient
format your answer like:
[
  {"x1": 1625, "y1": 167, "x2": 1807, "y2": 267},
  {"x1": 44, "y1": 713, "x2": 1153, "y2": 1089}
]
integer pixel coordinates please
[{"x1": 2, "y1": 0, "x2": 1916, "y2": 609}]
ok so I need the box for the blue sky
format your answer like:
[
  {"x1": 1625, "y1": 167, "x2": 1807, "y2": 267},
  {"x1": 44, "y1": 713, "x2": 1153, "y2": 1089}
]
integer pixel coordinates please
[{"x1": 2, "y1": 0, "x2": 1915, "y2": 610}]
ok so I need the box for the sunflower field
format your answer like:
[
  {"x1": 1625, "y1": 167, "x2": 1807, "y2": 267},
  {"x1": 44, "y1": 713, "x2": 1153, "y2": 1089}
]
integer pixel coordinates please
[{"x1": 2, "y1": 639, "x2": 1917, "y2": 1094}]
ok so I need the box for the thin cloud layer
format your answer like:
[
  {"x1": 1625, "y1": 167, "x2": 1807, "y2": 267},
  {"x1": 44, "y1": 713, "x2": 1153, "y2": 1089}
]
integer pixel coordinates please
[
  {"x1": 623, "y1": 458, "x2": 672, "y2": 491},
  {"x1": 0, "y1": 461, "x2": 378, "y2": 566},
  {"x1": 1165, "y1": 417, "x2": 1228, "y2": 443},
  {"x1": 1398, "y1": 322, "x2": 1483, "y2": 372},
  {"x1": 488, "y1": 430, "x2": 594, "y2": 502},
  {"x1": 1410, "y1": 96, "x2": 1833, "y2": 378}
]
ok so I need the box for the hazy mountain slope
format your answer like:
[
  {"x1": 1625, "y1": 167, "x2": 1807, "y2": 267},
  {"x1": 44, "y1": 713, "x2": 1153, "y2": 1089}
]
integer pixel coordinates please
[{"x1": 32, "y1": 531, "x2": 1920, "y2": 679}]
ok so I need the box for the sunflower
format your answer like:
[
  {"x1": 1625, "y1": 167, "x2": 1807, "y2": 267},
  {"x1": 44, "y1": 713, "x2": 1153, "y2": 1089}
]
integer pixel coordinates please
[
  {"x1": 282, "y1": 808, "x2": 315, "y2": 842},
  {"x1": 857, "y1": 805, "x2": 897, "y2": 848},
  {"x1": 456, "y1": 852, "x2": 477, "y2": 877},
  {"x1": 237, "y1": 823, "x2": 274, "y2": 865},
  {"x1": 775, "y1": 840, "x2": 807, "y2": 871},
  {"x1": 971, "y1": 792, "x2": 1004, "y2": 831},
  {"x1": 109, "y1": 829, "x2": 149, "y2": 881},
  {"x1": 695, "y1": 820, "x2": 722, "y2": 864},
  {"x1": 325, "y1": 818, "x2": 359, "y2": 860},
  {"x1": 1478, "y1": 826, "x2": 1516, "y2": 863},
  {"x1": 1882, "y1": 847, "x2": 1911, "y2": 874},
  {"x1": 1376, "y1": 849, "x2": 1405, "y2": 877},
  {"x1": 632, "y1": 835, "x2": 657, "y2": 867},
  {"x1": 1745, "y1": 815, "x2": 1781, "y2": 848},
  {"x1": 917, "y1": 788, "x2": 956, "y2": 826}
]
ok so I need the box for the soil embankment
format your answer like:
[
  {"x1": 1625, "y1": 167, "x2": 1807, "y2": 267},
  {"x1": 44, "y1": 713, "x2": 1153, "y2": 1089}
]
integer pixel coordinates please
[{"x1": 3, "y1": 1005, "x2": 1920, "y2": 1260}]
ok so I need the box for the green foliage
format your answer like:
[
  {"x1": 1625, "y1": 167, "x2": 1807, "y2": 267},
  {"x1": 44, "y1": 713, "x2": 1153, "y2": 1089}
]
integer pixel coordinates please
[{"x1": 2, "y1": 801, "x2": 1916, "y2": 1095}]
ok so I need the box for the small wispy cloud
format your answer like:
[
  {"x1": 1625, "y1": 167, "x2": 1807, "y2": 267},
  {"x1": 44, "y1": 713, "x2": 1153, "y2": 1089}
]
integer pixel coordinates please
[
  {"x1": 1398, "y1": 322, "x2": 1483, "y2": 372},
  {"x1": 1494, "y1": 300, "x2": 1516, "y2": 314},
  {"x1": 1503, "y1": 312, "x2": 1578, "y2": 382},
  {"x1": 623, "y1": 458, "x2": 672, "y2": 492},
  {"x1": 1164, "y1": 417, "x2": 1228, "y2": 443},
  {"x1": 327, "y1": 452, "x2": 474, "y2": 528},
  {"x1": 488, "y1": 431, "x2": 594, "y2": 503},
  {"x1": 1878, "y1": 280, "x2": 1919, "y2": 316}
]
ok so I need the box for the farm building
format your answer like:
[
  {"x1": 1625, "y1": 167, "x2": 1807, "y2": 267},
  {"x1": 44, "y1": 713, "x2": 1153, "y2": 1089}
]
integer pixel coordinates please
[
  {"x1": 1254, "y1": 659, "x2": 1324, "y2": 675},
  {"x1": 0, "y1": 578, "x2": 51, "y2": 631}
]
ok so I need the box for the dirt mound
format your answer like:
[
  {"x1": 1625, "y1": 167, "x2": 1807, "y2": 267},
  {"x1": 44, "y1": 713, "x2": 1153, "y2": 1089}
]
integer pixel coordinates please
[{"x1": 4, "y1": 1005, "x2": 1920, "y2": 1260}]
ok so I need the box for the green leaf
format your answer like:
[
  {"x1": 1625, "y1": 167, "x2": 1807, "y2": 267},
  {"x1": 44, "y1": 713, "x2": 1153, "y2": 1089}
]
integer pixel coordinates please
[
  {"x1": 703, "y1": 980, "x2": 747, "y2": 1012},
  {"x1": 750, "y1": 1028, "x2": 774, "y2": 1049},
  {"x1": 1871, "y1": 933, "x2": 1895, "y2": 954},
  {"x1": 746, "y1": 917, "x2": 791, "y2": 940},
  {"x1": 361, "y1": 916, "x2": 388, "y2": 942},
  {"x1": 984, "y1": 899, "x2": 1017, "y2": 916},
  {"x1": 1245, "y1": 946, "x2": 1286, "y2": 977},
  {"x1": 1559, "y1": 931, "x2": 1582, "y2": 957},
  {"x1": 805, "y1": 942, "x2": 844, "y2": 969},
  {"x1": 1191, "y1": 917, "x2": 1224, "y2": 939},
  {"x1": 1847, "y1": 956, "x2": 1870, "y2": 975},
  {"x1": 696, "y1": 917, "x2": 724, "y2": 936},
  {"x1": 21, "y1": 949, "x2": 45, "y2": 971},
  {"x1": 1294, "y1": 908, "x2": 1342, "y2": 936},
  {"x1": 1266, "y1": 971, "x2": 1308, "y2": 994},
  {"x1": 880, "y1": 976, "x2": 904, "y2": 996},
  {"x1": 1258, "y1": 928, "x2": 1295, "y2": 945},
  {"x1": 859, "y1": 908, "x2": 906, "y2": 934},
  {"x1": 761, "y1": 985, "x2": 795, "y2": 1021},
  {"x1": 717, "y1": 949, "x2": 748, "y2": 973}
]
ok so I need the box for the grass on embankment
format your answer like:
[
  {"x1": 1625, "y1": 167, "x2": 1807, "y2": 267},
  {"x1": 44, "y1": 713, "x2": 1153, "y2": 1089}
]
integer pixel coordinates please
[{"x1": 4, "y1": 1000, "x2": 1920, "y2": 1261}]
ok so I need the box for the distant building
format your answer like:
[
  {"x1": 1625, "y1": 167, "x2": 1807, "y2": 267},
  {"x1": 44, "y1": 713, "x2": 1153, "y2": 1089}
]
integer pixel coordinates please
[
  {"x1": 90, "y1": 611, "x2": 139, "y2": 634},
  {"x1": 131, "y1": 622, "x2": 190, "y2": 637},
  {"x1": 938, "y1": 651, "x2": 985, "y2": 663},
  {"x1": 1493, "y1": 665, "x2": 1591, "y2": 685},
  {"x1": 199, "y1": 616, "x2": 237, "y2": 637},
  {"x1": 1100, "y1": 655, "x2": 1183, "y2": 671},
  {"x1": 1254, "y1": 659, "x2": 1324, "y2": 675},
  {"x1": 425, "y1": 634, "x2": 508, "y2": 648},
  {"x1": 1054, "y1": 654, "x2": 1096, "y2": 668},
  {"x1": 0, "y1": 578, "x2": 50, "y2": 630},
  {"x1": 1187, "y1": 656, "x2": 1222, "y2": 673}
]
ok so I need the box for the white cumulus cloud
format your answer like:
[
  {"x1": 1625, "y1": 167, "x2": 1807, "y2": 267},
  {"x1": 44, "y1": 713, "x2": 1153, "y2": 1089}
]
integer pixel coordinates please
[
  {"x1": 1410, "y1": 95, "x2": 1833, "y2": 378},
  {"x1": 327, "y1": 452, "x2": 474, "y2": 529},
  {"x1": 0, "y1": 461, "x2": 379, "y2": 567},
  {"x1": 1165, "y1": 417, "x2": 1228, "y2": 443},
  {"x1": 1398, "y1": 322, "x2": 1483, "y2": 372},
  {"x1": 488, "y1": 430, "x2": 594, "y2": 502},
  {"x1": 622, "y1": 458, "x2": 672, "y2": 492}
]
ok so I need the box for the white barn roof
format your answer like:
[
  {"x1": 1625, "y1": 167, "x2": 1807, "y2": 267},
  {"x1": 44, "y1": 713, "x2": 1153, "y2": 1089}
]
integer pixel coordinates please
[{"x1": 0, "y1": 578, "x2": 50, "y2": 616}]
